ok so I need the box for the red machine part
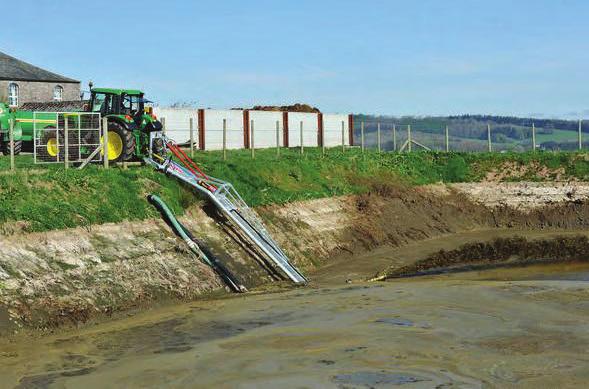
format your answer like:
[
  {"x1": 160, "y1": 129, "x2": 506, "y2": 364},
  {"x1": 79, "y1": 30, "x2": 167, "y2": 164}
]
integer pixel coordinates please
[{"x1": 167, "y1": 142, "x2": 217, "y2": 192}]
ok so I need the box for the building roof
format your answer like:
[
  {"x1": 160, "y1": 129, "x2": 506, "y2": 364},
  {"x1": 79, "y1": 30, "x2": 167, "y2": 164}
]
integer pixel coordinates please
[{"x1": 0, "y1": 51, "x2": 79, "y2": 83}]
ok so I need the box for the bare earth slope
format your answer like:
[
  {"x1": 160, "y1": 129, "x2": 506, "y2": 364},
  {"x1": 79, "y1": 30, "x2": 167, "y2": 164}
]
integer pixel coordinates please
[{"x1": 3, "y1": 182, "x2": 589, "y2": 332}]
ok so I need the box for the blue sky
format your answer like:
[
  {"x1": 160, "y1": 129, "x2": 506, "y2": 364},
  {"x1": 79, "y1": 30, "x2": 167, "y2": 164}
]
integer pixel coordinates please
[{"x1": 4, "y1": 0, "x2": 588, "y2": 117}]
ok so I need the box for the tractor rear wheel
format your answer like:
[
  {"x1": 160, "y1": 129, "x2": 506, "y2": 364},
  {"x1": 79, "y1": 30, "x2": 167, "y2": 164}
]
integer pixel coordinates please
[{"x1": 103, "y1": 122, "x2": 135, "y2": 163}]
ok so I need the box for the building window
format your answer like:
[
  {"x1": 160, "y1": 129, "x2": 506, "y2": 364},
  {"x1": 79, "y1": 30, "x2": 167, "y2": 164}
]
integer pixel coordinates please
[
  {"x1": 8, "y1": 83, "x2": 19, "y2": 107},
  {"x1": 53, "y1": 85, "x2": 63, "y2": 101}
]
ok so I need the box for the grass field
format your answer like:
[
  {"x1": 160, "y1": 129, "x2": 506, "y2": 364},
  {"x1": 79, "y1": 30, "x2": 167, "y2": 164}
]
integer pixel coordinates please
[
  {"x1": 535, "y1": 128, "x2": 580, "y2": 143},
  {"x1": 1, "y1": 148, "x2": 589, "y2": 233}
]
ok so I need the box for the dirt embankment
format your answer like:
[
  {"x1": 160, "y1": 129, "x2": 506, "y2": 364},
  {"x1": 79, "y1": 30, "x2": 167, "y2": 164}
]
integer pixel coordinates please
[
  {"x1": 384, "y1": 235, "x2": 589, "y2": 279},
  {"x1": 3, "y1": 181, "x2": 589, "y2": 333}
]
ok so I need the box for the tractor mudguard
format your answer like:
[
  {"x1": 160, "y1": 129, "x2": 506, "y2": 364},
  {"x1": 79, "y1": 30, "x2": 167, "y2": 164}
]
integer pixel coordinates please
[
  {"x1": 107, "y1": 116, "x2": 137, "y2": 132},
  {"x1": 0, "y1": 124, "x2": 22, "y2": 142}
]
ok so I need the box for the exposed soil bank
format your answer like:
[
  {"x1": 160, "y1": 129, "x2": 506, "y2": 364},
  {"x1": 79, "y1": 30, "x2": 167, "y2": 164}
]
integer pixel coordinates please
[
  {"x1": 3, "y1": 181, "x2": 589, "y2": 333},
  {"x1": 381, "y1": 235, "x2": 589, "y2": 279}
]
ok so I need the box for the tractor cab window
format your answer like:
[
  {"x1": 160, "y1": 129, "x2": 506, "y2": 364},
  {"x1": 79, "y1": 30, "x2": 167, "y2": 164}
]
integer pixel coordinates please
[
  {"x1": 91, "y1": 93, "x2": 110, "y2": 114},
  {"x1": 122, "y1": 95, "x2": 142, "y2": 116}
]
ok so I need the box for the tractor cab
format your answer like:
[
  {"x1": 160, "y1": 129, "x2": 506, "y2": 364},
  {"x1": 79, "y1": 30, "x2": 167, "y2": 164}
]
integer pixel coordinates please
[{"x1": 89, "y1": 88, "x2": 141, "y2": 117}]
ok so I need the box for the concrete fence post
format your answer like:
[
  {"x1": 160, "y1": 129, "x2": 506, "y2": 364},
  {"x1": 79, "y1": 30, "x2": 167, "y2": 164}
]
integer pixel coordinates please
[
  {"x1": 393, "y1": 124, "x2": 397, "y2": 152},
  {"x1": 64, "y1": 117, "x2": 69, "y2": 169},
  {"x1": 276, "y1": 120, "x2": 281, "y2": 157},
  {"x1": 189, "y1": 117, "x2": 195, "y2": 157},
  {"x1": 250, "y1": 119, "x2": 255, "y2": 159},
  {"x1": 300, "y1": 121, "x2": 304, "y2": 155},
  {"x1": 579, "y1": 120, "x2": 583, "y2": 150},
  {"x1": 532, "y1": 123, "x2": 536, "y2": 152},
  {"x1": 102, "y1": 117, "x2": 109, "y2": 169},
  {"x1": 377, "y1": 122, "x2": 381, "y2": 153},
  {"x1": 487, "y1": 124, "x2": 492, "y2": 152},
  {"x1": 361, "y1": 121, "x2": 365, "y2": 153},
  {"x1": 341, "y1": 121, "x2": 345, "y2": 152},
  {"x1": 9, "y1": 117, "x2": 15, "y2": 171},
  {"x1": 445, "y1": 125, "x2": 449, "y2": 152},
  {"x1": 223, "y1": 118, "x2": 227, "y2": 161}
]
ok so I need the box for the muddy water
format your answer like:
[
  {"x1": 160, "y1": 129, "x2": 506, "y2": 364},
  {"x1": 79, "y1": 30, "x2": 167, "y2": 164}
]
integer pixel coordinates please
[{"x1": 2, "y1": 262, "x2": 589, "y2": 388}]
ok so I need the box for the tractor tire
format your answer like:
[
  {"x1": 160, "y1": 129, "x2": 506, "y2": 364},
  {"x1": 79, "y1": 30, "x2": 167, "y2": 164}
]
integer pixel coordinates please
[
  {"x1": 0, "y1": 136, "x2": 22, "y2": 156},
  {"x1": 104, "y1": 121, "x2": 135, "y2": 163},
  {"x1": 36, "y1": 127, "x2": 64, "y2": 163},
  {"x1": 35, "y1": 126, "x2": 79, "y2": 163},
  {"x1": 12, "y1": 140, "x2": 22, "y2": 156}
]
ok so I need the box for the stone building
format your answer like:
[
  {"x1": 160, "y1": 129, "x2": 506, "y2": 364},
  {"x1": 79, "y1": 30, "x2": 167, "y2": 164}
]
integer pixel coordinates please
[{"x1": 0, "y1": 51, "x2": 80, "y2": 107}]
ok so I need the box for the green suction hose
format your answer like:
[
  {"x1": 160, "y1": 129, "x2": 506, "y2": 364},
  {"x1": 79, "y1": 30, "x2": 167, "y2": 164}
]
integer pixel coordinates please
[{"x1": 147, "y1": 194, "x2": 246, "y2": 293}]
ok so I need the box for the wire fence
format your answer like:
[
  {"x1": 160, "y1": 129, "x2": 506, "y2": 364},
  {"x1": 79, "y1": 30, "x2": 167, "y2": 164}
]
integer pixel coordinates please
[
  {"x1": 2, "y1": 112, "x2": 588, "y2": 173},
  {"x1": 353, "y1": 118, "x2": 587, "y2": 153},
  {"x1": 33, "y1": 112, "x2": 102, "y2": 165}
]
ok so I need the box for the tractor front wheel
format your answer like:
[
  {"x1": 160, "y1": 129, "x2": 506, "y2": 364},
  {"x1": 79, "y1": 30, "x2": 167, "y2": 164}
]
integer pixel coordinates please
[{"x1": 102, "y1": 122, "x2": 135, "y2": 163}]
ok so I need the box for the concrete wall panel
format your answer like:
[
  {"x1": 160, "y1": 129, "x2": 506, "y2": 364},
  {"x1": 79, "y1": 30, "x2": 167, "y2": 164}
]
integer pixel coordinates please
[
  {"x1": 287, "y1": 112, "x2": 319, "y2": 147},
  {"x1": 323, "y1": 114, "x2": 350, "y2": 147},
  {"x1": 248, "y1": 110, "x2": 284, "y2": 148},
  {"x1": 204, "y1": 109, "x2": 244, "y2": 150},
  {"x1": 154, "y1": 108, "x2": 198, "y2": 146}
]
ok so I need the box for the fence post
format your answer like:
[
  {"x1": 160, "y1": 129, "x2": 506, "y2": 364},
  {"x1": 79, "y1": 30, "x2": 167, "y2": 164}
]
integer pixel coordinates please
[
  {"x1": 161, "y1": 117, "x2": 166, "y2": 136},
  {"x1": 300, "y1": 121, "x2": 304, "y2": 155},
  {"x1": 407, "y1": 125, "x2": 412, "y2": 152},
  {"x1": 377, "y1": 122, "x2": 381, "y2": 153},
  {"x1": 322, "y1": 126, "x2": 326, "y2": 156},
  {"x1": 103, "y1": 117, "x2": 109, "y2": 169},
  {"x1": 250, "y1": 119, "x2": 255, "y2": 159},
  {"x1": 487, "y1": 124, "x2": 492, "y2": 152},
  {"x1": 579, "y1": 120, "x2": 583, "y2": 150},
  {"x1": 532, "y1": 122, "x2": 536, "y2": 152},
  {"x1": 64, "y1": 118, "x2": 69, "y2": 169},
  {"x1": 393, "y1": 124, "x2": 397, "y2": 152},
  {"x1": 189, "y1": 117, "x2": 194, "y2": 157},
  {"x1": 276, "y1": 120, "x2": 281, "y2": 157},
  {"x1": 341, "y1": 121, "x2": 345, "y2": 152},
  {"x1": 9, "y1": 117, "x2": 15, "y2": 171},
  {"x1": 445, "y1": 125, "x2": 449, "y2": 152},
  {"x1": 222, "y1": 118, "x2": 227, "y2": 161},
  {"x1": 360, "y1": 121, "x2": 365, "y2": 153}
]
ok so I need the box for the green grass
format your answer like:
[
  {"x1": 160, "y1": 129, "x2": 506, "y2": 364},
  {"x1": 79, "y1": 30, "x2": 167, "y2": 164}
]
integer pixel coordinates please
[
  {"x1": 535, "y1": 128, "x2": 579, "y2": 143},
  {"x1": 0, "y1": 157, "x2": 196, "y2": 232},
  {"x1": 1, "y1": 148, "x2": 588, "y2": 233}
]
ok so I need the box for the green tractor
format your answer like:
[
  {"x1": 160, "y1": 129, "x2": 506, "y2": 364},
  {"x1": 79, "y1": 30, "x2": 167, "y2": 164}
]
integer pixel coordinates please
[
  {"x1": 86, "y1": 88, "x2": 164, "y2": 162},
  {"x1": 0, "y1": 88, "x2": 165, "y2": 162}
]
